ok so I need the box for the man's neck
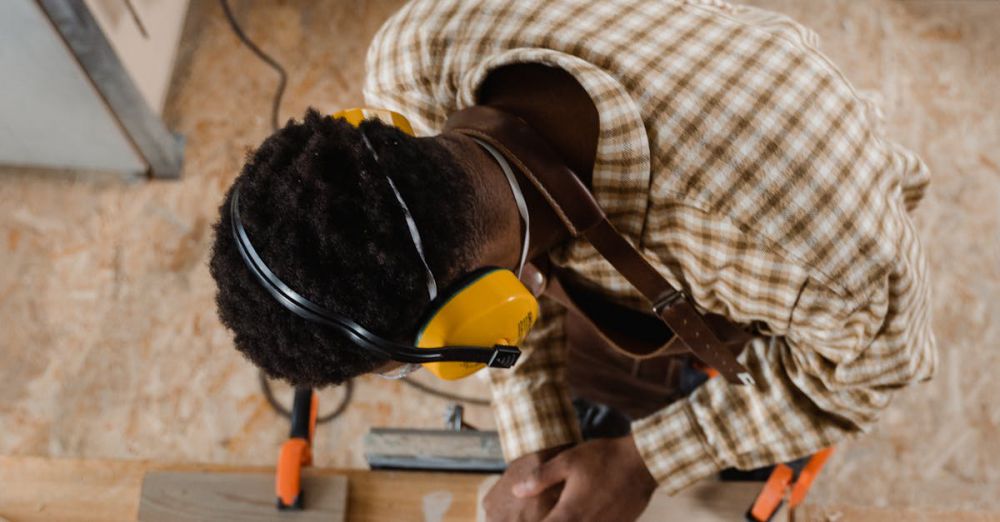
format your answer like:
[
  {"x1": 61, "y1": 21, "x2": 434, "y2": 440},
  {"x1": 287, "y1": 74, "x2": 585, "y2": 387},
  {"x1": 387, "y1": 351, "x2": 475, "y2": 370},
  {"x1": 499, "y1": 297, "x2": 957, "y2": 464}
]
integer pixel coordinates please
[
  {"x1": 476, "y1": 63, "x2": 599, "y2": 189},
  {"x1": 456, "y1": 63, "x2": 601, "y2": 264},
  {"x1": 436, "y1": 119, "x2": 567, "y2": 267},
  {"x1": 429, "y1": 64, "x2": 600, "y2": 271}
]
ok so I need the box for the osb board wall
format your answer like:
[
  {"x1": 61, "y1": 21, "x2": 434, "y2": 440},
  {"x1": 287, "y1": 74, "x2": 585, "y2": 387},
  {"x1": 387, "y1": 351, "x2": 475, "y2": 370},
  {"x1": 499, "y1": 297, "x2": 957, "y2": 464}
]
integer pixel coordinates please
[{"x1": 0, "y1": 0, "x2": 997, "y2": 513}]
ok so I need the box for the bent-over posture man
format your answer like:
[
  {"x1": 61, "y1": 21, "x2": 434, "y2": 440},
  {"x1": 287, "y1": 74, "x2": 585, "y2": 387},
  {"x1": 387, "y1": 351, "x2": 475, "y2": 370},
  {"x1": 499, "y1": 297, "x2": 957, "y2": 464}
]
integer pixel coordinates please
[{"x1": 210, "y1": 1, "x2": 935, "y2": 520}]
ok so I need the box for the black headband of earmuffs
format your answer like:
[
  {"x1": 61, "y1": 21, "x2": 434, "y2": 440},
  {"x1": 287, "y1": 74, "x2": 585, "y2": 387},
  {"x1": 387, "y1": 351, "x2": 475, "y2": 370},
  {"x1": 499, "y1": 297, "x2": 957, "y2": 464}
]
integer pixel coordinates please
[{"x1": 229, "y1": 186, "x2": 520, "y2": 368}]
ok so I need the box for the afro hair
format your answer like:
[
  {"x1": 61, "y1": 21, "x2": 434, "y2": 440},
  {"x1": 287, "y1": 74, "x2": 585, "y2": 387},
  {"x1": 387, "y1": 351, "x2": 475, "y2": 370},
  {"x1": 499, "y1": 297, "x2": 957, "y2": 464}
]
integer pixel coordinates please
[{"x1": 210, "y1": 109, "x2": 485, "y2": 387}]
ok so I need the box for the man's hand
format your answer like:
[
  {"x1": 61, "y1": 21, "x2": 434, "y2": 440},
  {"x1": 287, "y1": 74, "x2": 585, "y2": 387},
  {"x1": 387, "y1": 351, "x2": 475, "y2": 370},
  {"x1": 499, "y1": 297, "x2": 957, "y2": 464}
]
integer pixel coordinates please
[
  {"x1": 483, "y1": 444, "x2": 570, "y2": 522},
  {"x1": 511, "y1": 435, "x2": 658, "y2": 522}
]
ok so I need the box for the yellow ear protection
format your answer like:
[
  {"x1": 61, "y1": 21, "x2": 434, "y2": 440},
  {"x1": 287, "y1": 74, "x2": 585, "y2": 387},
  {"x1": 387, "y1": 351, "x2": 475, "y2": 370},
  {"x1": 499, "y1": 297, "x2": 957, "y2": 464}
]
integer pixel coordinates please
[
  {"x1": 231, "y1": 108, "x2": 538, "y2": 380},
  {"x1": 414, "y1": 267, "x2": 537, "y2": 380}
]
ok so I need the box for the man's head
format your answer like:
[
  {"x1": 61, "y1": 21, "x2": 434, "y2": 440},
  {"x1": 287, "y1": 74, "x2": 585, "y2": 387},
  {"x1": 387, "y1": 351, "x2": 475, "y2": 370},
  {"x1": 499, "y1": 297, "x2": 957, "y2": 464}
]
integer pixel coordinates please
[{"x1": 210, "y1": 109, "x2": 515, "y2": 387}]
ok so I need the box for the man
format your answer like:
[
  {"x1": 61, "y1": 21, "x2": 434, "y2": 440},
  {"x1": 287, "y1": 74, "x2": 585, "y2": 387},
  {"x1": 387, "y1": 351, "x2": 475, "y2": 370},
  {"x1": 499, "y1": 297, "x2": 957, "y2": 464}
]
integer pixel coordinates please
[{"x1": 210, "y1": 0, "x2": 935, "y2": 520}]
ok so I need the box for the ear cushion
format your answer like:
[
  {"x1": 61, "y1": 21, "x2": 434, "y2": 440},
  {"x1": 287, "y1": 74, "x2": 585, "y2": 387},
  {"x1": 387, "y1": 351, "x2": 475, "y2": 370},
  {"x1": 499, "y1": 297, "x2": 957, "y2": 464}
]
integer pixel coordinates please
[{"x1": 415, "y1": 268, "x2": 539, "y2": 380}]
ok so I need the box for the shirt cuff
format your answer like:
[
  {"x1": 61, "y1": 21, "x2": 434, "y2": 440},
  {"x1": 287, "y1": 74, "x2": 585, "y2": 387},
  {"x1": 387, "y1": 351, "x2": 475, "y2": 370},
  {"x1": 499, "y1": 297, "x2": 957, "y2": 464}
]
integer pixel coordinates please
[
  {"x1": 489, "y1": 378, "x2": 582, "y2": 461},
  {"x1": 631, "y1": 399, "x2": 723, "y2": 495}
]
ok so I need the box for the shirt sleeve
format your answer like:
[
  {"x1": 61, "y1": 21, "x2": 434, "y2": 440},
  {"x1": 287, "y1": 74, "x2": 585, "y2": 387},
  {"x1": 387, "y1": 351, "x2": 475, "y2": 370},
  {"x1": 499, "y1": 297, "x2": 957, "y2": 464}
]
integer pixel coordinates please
[
  {"x1": 487, "y1": 295, "x2": 583, "y2": 461},
  {"x1": 632, "y1": 246, "x2": 936, "y2": 494}
]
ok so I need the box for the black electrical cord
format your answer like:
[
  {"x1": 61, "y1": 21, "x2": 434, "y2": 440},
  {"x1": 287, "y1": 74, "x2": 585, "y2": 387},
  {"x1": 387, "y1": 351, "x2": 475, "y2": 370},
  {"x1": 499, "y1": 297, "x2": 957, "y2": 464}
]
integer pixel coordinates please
[
  {"x1": 259, "y1": 370, "x2": 353, "y2": 424},
  {"x1": 221, "y1": 0, "x2": 347, "y2": 424},
  {"x1": 223, "y1": 0, "x2": 492, "y2": 417},
  {"x1": 219, "y1": 0, "x2": 287, "y2": 132}
]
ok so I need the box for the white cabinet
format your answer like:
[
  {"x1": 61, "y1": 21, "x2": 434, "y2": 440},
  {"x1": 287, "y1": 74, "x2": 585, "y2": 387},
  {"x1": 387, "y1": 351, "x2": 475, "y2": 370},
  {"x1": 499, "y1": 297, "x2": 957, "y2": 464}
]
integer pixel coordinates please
[{"x1": 0, "y1": 0, "x2": 187, "y2": 178}]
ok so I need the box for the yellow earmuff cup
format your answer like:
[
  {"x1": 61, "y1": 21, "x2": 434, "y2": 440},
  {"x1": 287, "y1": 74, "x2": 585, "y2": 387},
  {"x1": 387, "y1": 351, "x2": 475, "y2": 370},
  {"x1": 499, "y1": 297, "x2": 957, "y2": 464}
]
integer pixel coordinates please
[{"x1": 416, "y1": 269, "x2": 539, "y2": 380}]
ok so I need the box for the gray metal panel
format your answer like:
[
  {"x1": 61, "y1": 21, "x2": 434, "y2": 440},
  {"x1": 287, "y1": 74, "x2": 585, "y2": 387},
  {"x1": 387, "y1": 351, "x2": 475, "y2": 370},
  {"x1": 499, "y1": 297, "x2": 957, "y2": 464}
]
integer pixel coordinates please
[
  {"x1": 364, "y1": 428, "x2": 507, "y2": 472},
  {"x1": 39, "y1": 0, "x2": 184, "y2": 178},
  {"x1": 0, "y1": 0, "x2": 145, "y2": 174}
]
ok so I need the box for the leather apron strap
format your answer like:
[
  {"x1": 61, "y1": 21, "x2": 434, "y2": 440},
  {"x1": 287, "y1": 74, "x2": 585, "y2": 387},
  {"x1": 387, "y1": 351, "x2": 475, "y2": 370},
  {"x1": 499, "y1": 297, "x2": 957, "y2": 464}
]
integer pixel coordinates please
[{"x1": 445, "y1": 106, "x2": 755, "y2": 386}]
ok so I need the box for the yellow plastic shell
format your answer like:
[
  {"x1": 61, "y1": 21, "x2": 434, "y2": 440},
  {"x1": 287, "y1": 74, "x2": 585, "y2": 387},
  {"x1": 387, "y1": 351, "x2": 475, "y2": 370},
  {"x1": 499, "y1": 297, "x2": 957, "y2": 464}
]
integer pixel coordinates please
[
  {"x1": 415, "y1": 270, "x2": 539, "y2": 380},
  {"x1": 332, "y1": 108, "x2": 415, "y2": 136}
]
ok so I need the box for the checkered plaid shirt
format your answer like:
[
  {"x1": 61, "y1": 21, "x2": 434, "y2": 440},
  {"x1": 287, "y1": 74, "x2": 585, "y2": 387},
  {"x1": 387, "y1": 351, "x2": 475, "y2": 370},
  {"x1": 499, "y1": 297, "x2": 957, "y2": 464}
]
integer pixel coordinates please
[{"x1": 364, "y1": 0, "x2": 935, "y2": 494}]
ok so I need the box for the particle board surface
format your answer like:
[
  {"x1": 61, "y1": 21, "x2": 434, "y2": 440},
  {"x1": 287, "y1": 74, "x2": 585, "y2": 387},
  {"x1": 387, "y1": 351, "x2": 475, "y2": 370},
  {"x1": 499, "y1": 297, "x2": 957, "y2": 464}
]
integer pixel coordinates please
[
  {"x1": 2, "y1": 0, "x2": 1000, "y2": 514},
  {"x1": 138, "y1": 471, "x2": 347, "y2": 521},
  {"x1": 793, "y1": 503, "x2": 1000, "y2": 522}
]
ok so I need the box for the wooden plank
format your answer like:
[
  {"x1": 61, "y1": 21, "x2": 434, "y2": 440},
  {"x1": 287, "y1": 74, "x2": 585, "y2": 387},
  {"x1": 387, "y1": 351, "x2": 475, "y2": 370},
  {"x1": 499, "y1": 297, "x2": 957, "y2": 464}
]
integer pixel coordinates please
[
  {"x1": 344, "y1": 468, "x2": 487, "y2": 522},
  {"x1": 475, "y1": 475, "x2": 788, "y2": 522},
  {"x1": 641, "y1": 480, "x2": 787, "y2": 522},
  {"x1": 0, "y1": 455, "x2": 150, "y2": 522},
  {"x1": 29, "y1": 455, "x2": 1000, "y2": 522},
  {"x1": 0, "y1": 456, "x2": 489, "y2": 522},
  {"x1": 138, "y1": 471, "x2": 346, "y2": 522}
]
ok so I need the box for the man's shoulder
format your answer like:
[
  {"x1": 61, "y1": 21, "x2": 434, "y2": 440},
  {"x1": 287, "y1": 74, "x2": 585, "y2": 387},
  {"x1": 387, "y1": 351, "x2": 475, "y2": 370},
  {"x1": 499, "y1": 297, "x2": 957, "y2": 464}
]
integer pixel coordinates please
[{"x1": 639, "y1": 43, "x2": 913, "y2": 301}]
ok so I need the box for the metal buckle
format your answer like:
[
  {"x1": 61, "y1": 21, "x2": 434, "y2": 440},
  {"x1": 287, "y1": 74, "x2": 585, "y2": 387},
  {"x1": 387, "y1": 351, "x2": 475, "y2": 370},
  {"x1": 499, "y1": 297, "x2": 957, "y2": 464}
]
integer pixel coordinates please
[{"x1": 652, "y1": 289, "x2": 686, "y2": 315}]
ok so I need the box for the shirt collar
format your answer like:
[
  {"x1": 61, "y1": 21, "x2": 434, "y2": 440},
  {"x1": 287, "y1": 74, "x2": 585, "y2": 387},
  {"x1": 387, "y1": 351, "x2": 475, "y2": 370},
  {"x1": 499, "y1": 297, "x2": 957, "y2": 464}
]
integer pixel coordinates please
[{"x1": 456, "y1": 48, "x2": 651, "y2": 240}]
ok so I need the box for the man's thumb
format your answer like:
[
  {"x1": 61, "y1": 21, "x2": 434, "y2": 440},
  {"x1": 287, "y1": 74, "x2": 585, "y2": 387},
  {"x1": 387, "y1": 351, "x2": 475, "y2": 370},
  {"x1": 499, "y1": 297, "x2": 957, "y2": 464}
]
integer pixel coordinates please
[{"x1": 511, "y1": 456, "x2": 568, "y2": 498}]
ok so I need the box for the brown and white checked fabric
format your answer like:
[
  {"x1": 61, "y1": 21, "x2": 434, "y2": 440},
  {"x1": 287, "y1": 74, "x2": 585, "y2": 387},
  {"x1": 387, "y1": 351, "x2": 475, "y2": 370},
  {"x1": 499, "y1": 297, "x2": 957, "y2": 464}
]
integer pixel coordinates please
[{"x1": 363, "y1": 0, "x2": 935, "y2": 494}]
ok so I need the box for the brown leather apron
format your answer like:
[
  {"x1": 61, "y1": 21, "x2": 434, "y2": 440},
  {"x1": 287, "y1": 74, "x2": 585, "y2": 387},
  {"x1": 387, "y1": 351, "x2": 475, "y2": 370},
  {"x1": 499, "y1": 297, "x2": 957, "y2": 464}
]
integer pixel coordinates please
[
  {"x1": 564, "y1": 307, "x2": 689, "y2": 420},
  {"x1": 526, "y1": 263, "x2": 751, "y2": 419},
  {"x1": 446, "y1": 106, "x2": 756, "y2": 403}
]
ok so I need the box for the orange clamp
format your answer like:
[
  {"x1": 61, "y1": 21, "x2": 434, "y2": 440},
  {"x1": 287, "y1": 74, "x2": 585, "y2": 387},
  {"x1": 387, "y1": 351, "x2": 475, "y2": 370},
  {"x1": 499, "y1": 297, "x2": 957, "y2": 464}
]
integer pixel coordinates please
[
  {"x1": 789, "y1": 447, "x2": 834, "y2": 508},
  {"x1": 749, "y1": 463, "x2": 793, "y2": 522},
  {"x1": 276, "y1": 438, "x2": 311, "y2": 508},
  {"x1": 276, "y1": 389, "x2": 319, "y2": 510},
  {"x1": 747, "y1": 447, "x2": 835, "y2": 522}
]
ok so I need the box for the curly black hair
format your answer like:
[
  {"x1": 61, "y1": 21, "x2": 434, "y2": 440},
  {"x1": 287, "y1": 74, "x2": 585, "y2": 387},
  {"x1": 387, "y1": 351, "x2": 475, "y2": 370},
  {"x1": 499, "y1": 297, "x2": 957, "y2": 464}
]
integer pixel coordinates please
[{"x1": 210, "y1": 109, "x2": 486, "y2": 387}]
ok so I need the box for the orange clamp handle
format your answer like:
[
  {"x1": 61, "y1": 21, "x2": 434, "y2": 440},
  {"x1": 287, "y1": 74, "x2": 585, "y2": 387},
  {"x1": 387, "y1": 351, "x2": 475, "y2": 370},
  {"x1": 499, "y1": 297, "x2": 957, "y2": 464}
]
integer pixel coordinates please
[
  {"x1": 749, "y1": 463, "x2": 793, "y2": 522},
  {"x1": 276, "y1": 438, "x2": 311, "y2": 508},
  {"x1": 789, "y1": 447, "x2": 834, "y2": 508}
]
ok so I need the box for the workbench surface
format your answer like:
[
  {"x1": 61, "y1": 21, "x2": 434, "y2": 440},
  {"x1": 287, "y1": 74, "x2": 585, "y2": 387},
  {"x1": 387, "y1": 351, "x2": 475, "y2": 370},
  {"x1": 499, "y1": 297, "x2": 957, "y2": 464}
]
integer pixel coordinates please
[
  {"x1": 3, "y1": 455, "x2": 994, "y2": 521},
  {"x1": 0, "y1": 454, "x2": 770, "y2": 521}
]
